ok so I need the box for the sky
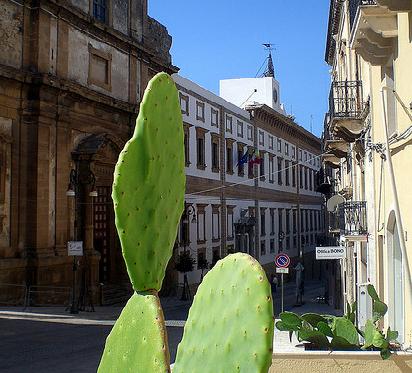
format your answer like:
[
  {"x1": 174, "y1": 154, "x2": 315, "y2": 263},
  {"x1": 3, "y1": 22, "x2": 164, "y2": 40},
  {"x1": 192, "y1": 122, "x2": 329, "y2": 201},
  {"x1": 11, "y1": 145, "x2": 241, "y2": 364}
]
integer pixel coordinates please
[{"x1": 149, "y1": 1, "x2": 331, "y2": 137}]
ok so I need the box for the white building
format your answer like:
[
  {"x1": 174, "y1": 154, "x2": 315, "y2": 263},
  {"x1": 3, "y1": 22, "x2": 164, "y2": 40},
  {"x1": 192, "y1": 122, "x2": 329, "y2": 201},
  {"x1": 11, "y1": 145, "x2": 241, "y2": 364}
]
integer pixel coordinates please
[{"x1": 171, "y1": 73, "x2": 324, "y2": 290}]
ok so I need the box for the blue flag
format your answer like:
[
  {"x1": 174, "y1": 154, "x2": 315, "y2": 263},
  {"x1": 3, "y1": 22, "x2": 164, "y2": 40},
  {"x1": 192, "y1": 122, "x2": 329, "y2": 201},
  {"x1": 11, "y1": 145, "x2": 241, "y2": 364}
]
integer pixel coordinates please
[{"x1": 237, "y1": 152, "x2": 249, "y2": 167}]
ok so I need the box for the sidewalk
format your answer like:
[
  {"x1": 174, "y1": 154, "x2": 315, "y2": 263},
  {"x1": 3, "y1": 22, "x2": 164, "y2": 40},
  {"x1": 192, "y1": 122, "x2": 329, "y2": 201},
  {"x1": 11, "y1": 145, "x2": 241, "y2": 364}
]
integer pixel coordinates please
[{"x1": 0, "y1": 295, "x2": 192, "y2": 326}]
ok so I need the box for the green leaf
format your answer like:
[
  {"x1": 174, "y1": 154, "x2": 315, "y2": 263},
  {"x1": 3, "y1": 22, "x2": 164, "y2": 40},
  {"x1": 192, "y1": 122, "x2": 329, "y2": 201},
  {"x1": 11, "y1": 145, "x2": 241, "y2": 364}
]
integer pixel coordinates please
[
  {"x1": 367, "y1": 284, "x2": 380, "y2": 301},
  {"x1": 332, "y1": 317, "x2": 359, "y2": 346},
  {"x1": 373, "y1": 300, "x2": 388, "y2": 321},
  {"x1": 330, "y1": 336, "x2": 359, "y2": 350},
  {"x1": 317, "y1": 321, "x2": 333, "y2": 338},
  {"x1": 298, "y1": 329, "x2": 330, "y2": 349},
  {"x1": 276, "y1": 320, "x2": 299, "y2": 332},
  {"x1": 386, "y1": 327, "x2": 399, "y2": 342},
  {"x1": 279, "y1": 312, "x2": 302, "y2": 327},
  {"x1": 301, "y1": 313, "x2": 328, "y2": 328},
  {"x1": 380, "y1": 349, "x2": 392, "y2": 360},
  {"x1": 363, "y1": 320, "x2": 376, "y2": 349}
]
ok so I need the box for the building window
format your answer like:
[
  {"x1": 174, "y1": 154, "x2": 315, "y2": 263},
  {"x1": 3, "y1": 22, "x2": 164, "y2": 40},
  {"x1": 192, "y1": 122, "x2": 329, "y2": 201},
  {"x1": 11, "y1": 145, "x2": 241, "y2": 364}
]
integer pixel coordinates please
[
  {"x1": 270, "y1": 208, "x2": 275, "y2": 235},
  {"x1": 286, "y1": 209, "x2": 291, "y2": 235},
  {"x1": 261, "y1": 241, "x2": 266, "y2": 256},
  {"x1": 310, "y1": 210, "x2": 313, "y2": 231},
  {"x1": 259, "y1": 130, "x2": 264, "y2": 146},
  {"x1": 293, "y1": 210, "x2": 297, "y2": 234},
  {"x1": 226, "y1": 140, "x2": 234, "y2": 175},
  {"x1": 225, "y1": 115, "x2": 233, "y2": 133},
  {"x1": 299, "y1": 165, "x2": 304, "y2": 188},
  {"x1": 247, "y1": 125, "x2": 253, "y2": 140},
  {"x1": 314, "y1": 211, "x2": 318, "y2": 231},
  {"x1": 212, "y1": 206, "x2": 220, "y2": 241},
  {"x1": 285, "y1": 160, "x2": 290, "y2": 186},
  {"x1": 212, "y1": 247, "x2": 221, "y2": 265},
  {"x1": 180, "y1": 93, "x2": 189, "y2": 115},
  {"x1": 260, "y1": 208, "x2": 266, "y2": 236},
  {"x1": 292, "y1": 146, "x2": 296, "y2": 159},
  {"x1": 88, "y1": 44, "x2": 112, "y2": 91},
  {"x1": 211, "y1": 108, "x2": 219, "y2": 127},
  {"x1": 237, "y1": 143, "x2": 245, "y2": 176},
  {"x1": 299, "y1": 149, "x2": 302, "y2": 161},
  {"x1": 292, "y1": 162, "x2": 296, "y2": 187},
  {"x1": 211, "y1": 134, "x2": 220, "y2": 172},
  {"x1": 278, "y1": 209, "x2": 283, "y2": 251},
  {"x1": 304, "y1": 152, "x2": 308, "y2": 162},
  {"x1": 285, "y1": 143, "x2": 289, "y2": 156},
  {"x1": 304, "y1": 167, "x2": 308, "y2": 190},
  {"x1": 93, "y1": 0, "x2": 108, "y2": 23},
  {"x1": 269, "y1": 135, "x2": 274, "y2": 150},
  {"x1": 197, "y1": 248, "x2": 207, "y2": 270},
  {"x1": 260, "y1": 152, "x2": 265, "y2": 180},
  {"x1": 269, "y1": 154, "x2": 274, "y2": 183},
  {"x1": 277, "y1": 157, "x2": 283, "y2": 185},
  {"x1": 197, "y1": 205, "x2": 206, "y2": 243},
  {"x1": 237, "y1": 120, "x2": 244, "y2": 137},
  {"x1": 270, "y1": 239, "x2": 275, "y2": 253},
  {"x1": 306, "y1": 210, "x2": 309, "y2": 232},
  {"x1": 196, "y1": 101, "x2": 205, "y2": 121},
  {"x1": 277, "y1": 139, "x2": 282, "y2": 152},
  {"x1": 196, "y1": 128, "x2": 207, "y2": 170},
  {"x1": 309, "y1": 169, "x2": 313, "y2": 191},
  {"x1": 301, "y1": 210, "x2": 305, "y2": 232},
  {"x1": 248, "y1": 148, "x2": 254, "y2": 179},
  {"x1": 227, "y1": 207, "x2": 234, "y2": 240},
  {"x1": 183, "y1": 124, "x2": 190, "y2": 166}
]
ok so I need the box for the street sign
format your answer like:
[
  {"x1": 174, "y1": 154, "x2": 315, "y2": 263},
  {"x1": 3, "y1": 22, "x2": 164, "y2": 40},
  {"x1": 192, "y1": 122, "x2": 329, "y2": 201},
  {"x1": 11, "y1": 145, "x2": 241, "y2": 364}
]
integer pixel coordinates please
[
  {"x1": 68, "y1": 241, "x2": 84, "y2": 256},
  {"x1": 276, "y1": 267, "x2": 289, "y2": 274},
  {"x1": 275, "y1": 253, "x2": 290, "y2": 268},
  {"x1": 316, "y1": 246, "x2": 346, "y2": 260}
]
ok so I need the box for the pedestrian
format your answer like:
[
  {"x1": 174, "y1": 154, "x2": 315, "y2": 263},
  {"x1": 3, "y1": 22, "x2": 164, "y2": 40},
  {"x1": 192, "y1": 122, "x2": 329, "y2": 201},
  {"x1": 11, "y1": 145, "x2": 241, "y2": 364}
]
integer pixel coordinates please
[{"x1": 272, "y1": 275, "x2": 278, "y2": 293}]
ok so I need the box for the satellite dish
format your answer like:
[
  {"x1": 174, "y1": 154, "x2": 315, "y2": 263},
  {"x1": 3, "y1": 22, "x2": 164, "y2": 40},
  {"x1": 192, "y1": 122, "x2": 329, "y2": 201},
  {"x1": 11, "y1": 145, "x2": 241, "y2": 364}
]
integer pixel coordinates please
[{"x1": 327, "y1": 194, "x2": 345, "y2": 212}]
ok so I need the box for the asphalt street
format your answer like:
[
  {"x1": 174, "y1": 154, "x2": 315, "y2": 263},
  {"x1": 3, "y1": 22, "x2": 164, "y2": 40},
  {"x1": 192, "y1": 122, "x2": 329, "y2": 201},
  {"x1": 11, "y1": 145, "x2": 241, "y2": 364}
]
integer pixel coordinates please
[{"x1": 0, "y1": 280, "x2": 334, "y2": 373}]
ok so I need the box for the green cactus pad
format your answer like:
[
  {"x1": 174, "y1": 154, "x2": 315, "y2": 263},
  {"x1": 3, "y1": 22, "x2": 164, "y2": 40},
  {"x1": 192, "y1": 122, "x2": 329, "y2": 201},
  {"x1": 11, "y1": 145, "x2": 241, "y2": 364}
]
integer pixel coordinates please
[
  {"x1": 173, "y1": 253, "x2": 274, "y2": 373},
  {"x1": 98, "y1": 291, "x2": 170, "y2": 373},
  {"x1": 112, "y1": 72, "x2": 185, "y2": 291}
]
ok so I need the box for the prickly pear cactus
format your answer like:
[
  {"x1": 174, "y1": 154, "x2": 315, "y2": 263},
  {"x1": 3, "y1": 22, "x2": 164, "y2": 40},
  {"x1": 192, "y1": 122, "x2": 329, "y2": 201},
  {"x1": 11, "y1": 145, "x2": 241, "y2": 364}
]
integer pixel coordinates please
[
  {"x1": 112, "y1": 72, "x2": 185, "y2": 291},
  {"x1": 98, "y1": 292, "x2": 170, "y2": 373},
  {"x1": 173, "y1": 253, "x2": 274, "y2": 373},
  {"x1": 99, "y1": 72, "x2": 184, "y2": 373}
]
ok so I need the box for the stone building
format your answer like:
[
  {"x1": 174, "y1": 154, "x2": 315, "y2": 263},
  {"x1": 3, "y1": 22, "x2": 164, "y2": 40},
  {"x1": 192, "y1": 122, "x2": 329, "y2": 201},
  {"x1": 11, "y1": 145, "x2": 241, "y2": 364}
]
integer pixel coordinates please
[
  {"x1": 170, "y1": 72, "x2": 324, "y2": 292},
  {"x1": 324, "y1": 0, "x2": 412, "y2": 344},
  {"x1": 0, "y1": 0, "x2": 176, "y2": 305}
]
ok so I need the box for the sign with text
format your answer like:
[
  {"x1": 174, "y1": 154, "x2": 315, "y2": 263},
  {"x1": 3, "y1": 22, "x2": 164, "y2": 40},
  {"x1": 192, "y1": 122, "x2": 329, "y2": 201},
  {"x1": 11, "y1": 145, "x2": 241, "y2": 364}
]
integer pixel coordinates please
[
  {"x1": 316, "y1": 246, "x2": 345, "y2": 260},
  {"x1": 276, "y1": 267, "x2": 289, "y2": 274},
  {"x1": 68, "y1": 241, "x2": 84, "y2": 256}
]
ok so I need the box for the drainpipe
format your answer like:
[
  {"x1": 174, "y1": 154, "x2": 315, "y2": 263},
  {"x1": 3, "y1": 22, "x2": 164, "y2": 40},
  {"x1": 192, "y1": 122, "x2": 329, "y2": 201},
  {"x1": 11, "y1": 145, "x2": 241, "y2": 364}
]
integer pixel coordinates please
[{"x1": 380, "y1": 87, "x2": 412, "y2": 339}]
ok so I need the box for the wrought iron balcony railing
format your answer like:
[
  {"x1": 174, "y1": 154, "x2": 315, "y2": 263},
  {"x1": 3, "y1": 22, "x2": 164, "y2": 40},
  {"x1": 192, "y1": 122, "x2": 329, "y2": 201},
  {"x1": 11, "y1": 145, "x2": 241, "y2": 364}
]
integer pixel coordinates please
[
  {"x1": 329, "y1": 80, "x2": 364, "y2": 120},
  {"x1": 338, "y1": 201, "x2": 368, "y2": 236},
  {"x1": 349, "y1": 0, "x2": 377, "y2": 29}
]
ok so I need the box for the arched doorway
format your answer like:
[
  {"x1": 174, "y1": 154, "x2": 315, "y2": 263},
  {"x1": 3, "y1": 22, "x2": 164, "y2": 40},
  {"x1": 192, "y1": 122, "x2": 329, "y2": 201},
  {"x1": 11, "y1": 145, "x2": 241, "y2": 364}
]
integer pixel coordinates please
[
  {"x1": 72, "y1": 134, "x2": 128, "y2": 288},
  {"x1": 387, "y1": 211, "x2": 404, "y2": 342}
]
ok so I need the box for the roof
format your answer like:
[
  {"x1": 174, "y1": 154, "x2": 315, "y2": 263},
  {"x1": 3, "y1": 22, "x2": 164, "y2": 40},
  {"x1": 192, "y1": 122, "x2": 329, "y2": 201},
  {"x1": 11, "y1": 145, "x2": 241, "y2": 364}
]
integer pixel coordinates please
[{"x1": 245, "y1": 103, "x2": 322, "y2": 149}]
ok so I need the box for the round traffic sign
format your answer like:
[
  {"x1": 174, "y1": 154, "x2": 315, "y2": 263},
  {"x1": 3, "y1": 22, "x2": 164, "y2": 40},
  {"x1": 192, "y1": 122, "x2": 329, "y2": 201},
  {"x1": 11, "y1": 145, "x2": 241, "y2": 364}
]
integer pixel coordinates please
[{"x1": 275, "y1": 253, "x2": 290, "y2": 268}]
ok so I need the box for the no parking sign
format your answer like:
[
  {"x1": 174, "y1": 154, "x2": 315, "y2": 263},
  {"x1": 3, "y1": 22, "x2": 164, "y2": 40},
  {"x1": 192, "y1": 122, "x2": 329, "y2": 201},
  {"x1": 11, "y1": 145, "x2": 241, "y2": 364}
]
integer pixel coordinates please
[{"x1": 275, "y1": 253, "x2": 290, "y2": 268}]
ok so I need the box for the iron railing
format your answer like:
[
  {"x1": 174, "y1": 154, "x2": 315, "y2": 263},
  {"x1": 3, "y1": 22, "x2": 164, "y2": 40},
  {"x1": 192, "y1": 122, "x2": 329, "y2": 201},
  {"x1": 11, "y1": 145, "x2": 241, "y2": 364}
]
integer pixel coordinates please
[
  {"x1": 338, "y1": 201, "x2": 368, "y2": 236},
  {"x1": 329, "y1": 80, "x2": 364, "y2": 120},
  {"x1": 349, "y1": 0, "x2": 377, "y2": 29}
]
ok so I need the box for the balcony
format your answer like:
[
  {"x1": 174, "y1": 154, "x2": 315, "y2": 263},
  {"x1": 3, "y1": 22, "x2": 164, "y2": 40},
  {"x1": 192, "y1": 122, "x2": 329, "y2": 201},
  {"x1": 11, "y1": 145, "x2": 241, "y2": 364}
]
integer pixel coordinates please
[
  {"x1": 322, "y1": 153, "x2": 341, "y2": 169},
  {"x1": 349, "y1": 0, "x2": 406, "y2": 65},
  {"x1": 338, "y1": 201, "x2": 368, "y2": 240},
  {"x1": 328, "y1": 80, "x2": 366, "y2": 142},
  {"x1": 315, "y1": 168, "x2": 334, "y2": 195}
]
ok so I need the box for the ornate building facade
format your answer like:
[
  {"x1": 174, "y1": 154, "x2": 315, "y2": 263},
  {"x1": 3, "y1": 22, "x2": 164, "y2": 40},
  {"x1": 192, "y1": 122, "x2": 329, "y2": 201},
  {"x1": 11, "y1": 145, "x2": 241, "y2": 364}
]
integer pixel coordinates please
[
  {"x1": 0, "y1": 0, "x2": 176, "y2": 305},
  {"x1": 324, "y1": 0, "x2": 412, "y2": 345},
  {"x1": 172, "y1": 74, "x2": 324, "y2": 291}
]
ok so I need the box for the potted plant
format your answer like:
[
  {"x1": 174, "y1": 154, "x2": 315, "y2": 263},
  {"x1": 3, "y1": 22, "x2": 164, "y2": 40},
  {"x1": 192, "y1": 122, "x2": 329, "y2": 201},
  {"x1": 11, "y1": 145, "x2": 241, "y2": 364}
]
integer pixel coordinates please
[{"x1": 175, "y1": 250, "x2": 196, "y2": 300}]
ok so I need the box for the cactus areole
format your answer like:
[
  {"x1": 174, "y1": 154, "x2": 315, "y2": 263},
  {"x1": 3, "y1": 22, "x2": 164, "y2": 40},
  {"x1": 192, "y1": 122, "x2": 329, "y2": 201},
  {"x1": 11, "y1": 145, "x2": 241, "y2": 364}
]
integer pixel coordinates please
[{"x1": 112, "y1": 72, "x2": 185, "y2": 292}]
